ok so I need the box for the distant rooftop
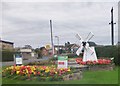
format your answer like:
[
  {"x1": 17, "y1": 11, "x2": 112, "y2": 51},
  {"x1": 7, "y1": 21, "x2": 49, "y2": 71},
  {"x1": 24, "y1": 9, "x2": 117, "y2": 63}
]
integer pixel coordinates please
[
  {"x1": 117, "y1": 41, "x2": 120, "y2": 45},
  {"x1": 0, "y1": 40, "x2": 14, "y2": 44},
  {"x1": 88, "y1": 41, "x2": 97, "y2": 46},
  {"x1": 54, "y1": 45, "x2": 65, "y2": 47}
]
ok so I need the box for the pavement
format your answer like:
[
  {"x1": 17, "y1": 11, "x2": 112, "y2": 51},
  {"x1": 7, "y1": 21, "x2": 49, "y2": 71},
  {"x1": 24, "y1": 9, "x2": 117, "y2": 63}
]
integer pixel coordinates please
[{"x1": 0, "y1": 58, "x2": 47, "y2": 67}]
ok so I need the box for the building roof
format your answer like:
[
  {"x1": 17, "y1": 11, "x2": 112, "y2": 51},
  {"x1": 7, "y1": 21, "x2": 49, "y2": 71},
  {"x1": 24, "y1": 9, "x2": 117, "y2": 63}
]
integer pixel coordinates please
[
  {"x1": 88, "y1": 41, "x2": 97, "y2": 46},
  {"x1": 66, "y1": 44, "x2": 80, "y2": 49},
  {"x1": 54, "y1": 45, "x2": 65, "y2": 47},
  {"x1": 117, "y1": 41, "x2": 120, "y2": 45},
  {"x1": 20, "y1": 48, "x2": 32, "y2": 52},
  {"x1": 0, "y1": 40, "x2": 14, "y2": 44}
]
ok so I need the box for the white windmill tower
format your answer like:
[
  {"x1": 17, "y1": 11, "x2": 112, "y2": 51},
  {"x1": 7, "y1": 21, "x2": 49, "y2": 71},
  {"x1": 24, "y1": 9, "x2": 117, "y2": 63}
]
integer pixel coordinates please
[{"x1": 75, "y1": 32, "x2": 98, "y2": 62}]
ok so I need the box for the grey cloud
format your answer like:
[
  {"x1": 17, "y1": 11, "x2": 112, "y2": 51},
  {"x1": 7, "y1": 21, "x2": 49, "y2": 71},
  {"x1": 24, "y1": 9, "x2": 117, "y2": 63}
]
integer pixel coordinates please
[{"x1": 2, "y1": 2, "x2": 118, "y2": 48}]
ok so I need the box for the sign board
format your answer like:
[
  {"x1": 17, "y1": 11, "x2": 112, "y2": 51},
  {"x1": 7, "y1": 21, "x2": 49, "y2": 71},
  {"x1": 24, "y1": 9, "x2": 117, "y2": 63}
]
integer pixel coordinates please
[
  {"x1": 57, "y1": 56, "x2": 68, "y2": 69},
  {"x1": 15, "y1": 53, "x2": 23, "y2": 65},
  {"x1": 31, "y1": 52, "x2": 35, "y2": 57}
]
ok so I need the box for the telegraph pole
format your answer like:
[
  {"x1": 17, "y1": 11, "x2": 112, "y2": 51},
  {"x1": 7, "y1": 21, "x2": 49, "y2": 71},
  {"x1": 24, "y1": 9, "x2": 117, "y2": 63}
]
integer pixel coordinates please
[
  {"x1": 50, "y1": 20, "x2": 54, "y2": 55},
  {"x1": 109, "y1": 7, "x2": 116, "y2": 45}
]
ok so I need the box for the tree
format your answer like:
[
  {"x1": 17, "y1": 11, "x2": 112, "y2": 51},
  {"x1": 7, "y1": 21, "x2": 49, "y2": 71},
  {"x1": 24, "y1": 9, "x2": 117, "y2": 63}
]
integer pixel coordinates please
[
  {"x1": 34, "y1": 48, "x2": 40, "y2": 53},
  {"x1": 65, "y1": 41, "x2": 71, "y2": 53}
]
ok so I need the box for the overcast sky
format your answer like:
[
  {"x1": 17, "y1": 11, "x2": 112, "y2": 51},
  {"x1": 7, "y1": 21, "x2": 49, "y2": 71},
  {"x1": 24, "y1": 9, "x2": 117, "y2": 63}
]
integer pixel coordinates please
[{"x1": 1, "y1": 1, "x2": 118, "y2": 48}]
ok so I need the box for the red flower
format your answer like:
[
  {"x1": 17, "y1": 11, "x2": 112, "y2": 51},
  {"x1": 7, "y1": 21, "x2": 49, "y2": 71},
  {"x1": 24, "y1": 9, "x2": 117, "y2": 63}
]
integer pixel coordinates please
[
  {"x1": 76, "y1": 58, "x2": 111, "y2": 65},
  {"x1": 58, "y1": 73, "x2": 61, "y2": 76},
  {"x1": 42, "y1": 66, "x2": 46, "y2": 69},
  {"x1": 82, "y1": 62, "x2": 86, "y2": 65},
  {"x1": 93, "y1": 61, "x2": 97, "y2": 64},
  {"x1": 37, "y1": 72, "x2": 40, "y2": 75},
  {"x1": 29, "y1": 71, "x2": 32, "y2": 74}
]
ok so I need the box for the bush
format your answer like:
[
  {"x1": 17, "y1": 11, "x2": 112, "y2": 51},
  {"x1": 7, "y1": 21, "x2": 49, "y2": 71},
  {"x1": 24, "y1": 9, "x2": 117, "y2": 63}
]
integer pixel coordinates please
[
  {"x1": 50, "y1": 57, "x2": 58, "y2": 61},
  {"x1": 67, "y1": 53, "x2": 78, "y2": 58}
]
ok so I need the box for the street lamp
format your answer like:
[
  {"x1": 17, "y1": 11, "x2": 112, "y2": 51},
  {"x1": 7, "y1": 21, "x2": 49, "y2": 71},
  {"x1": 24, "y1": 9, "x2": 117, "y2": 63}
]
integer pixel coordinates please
[{"x1": 55, "y1": 36, "x2": 59, "y2": 54}]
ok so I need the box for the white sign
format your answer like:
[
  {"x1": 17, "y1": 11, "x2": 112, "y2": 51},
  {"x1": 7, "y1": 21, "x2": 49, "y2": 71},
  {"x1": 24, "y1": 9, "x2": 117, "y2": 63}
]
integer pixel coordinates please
[
  {"x1": 16, "y1": 58, "x2": 22, "y2": 65},
  {"x1": 57, "y1": 56, "x2": 68, "y2": 69},
  {"x1": 31, "y1": 52, "x2": 35, "y2": 57},
  {"x1": 15, "y1": 54, "x2": 23, "y2": 65}
]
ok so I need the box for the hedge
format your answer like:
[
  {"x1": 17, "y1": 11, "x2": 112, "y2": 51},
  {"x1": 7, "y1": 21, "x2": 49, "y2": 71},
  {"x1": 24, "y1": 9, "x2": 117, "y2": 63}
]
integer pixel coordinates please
[
  {"x1": 95, "y1": 46, "x2": 119, "y2": 66},
  {"x1": 2, "y1": 50, "x2": 14, "y2": 62}
]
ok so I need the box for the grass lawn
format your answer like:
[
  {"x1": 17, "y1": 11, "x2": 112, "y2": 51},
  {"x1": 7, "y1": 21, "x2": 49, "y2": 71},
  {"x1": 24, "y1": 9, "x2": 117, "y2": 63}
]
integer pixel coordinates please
[{"x1": 1, "y1": 66, "x2": 119, "y2": 84}]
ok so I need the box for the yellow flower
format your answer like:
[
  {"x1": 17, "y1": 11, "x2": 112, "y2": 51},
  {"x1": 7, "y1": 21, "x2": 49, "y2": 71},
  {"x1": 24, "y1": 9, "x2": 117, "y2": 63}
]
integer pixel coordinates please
[
  {"x1": 33, "y1": 72, "x2": 36, "y2": 75},
  {"x1": 60, "y1": 68, "x2": 63, "y2": 70},
  {"x1": 9, "y1": 66, "x2": 13, "y2": 70},
  {"x1": 6, "y1": 68, "x2": 9, "y2": 70},
  {"x1": 26, "y1": 69, "x2": 29, "y2": 74},
  {"x1": 31, "y1": 66, "x2": 36, "y2": 71},
  {"x1": 31, "y1": 70, "x2": 34, "y2": 73},
  {"x1": 16, "y1": 71, "x2": 20, "y2": 74},
  {"x1": 45, "y1": 69, "x2": 49, "y2": 73},
  {"x1": 67, "y1": 69, "x2": 70, "y2": 72},
  {"x1": 55, "y1": 72, "x2": 57, "y2": 74},
  {"x1": 15, "y1": 66, "x2": 20, "y2": 71}
]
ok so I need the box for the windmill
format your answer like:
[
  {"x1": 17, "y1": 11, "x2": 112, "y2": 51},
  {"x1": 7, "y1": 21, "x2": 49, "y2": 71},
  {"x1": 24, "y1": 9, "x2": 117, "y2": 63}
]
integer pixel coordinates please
[{"x1": 75, "y1": 32, "x2": 98, "y2": 62}]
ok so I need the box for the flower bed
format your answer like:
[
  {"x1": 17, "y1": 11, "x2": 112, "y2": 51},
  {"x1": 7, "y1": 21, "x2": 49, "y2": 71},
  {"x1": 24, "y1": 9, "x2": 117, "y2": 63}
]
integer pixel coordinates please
[
  {"x1": 2, "y1": 65, "x2": 73, "y2": 81},
  {"x1": 76, "y1": 58, "x2": 111, "y2": 65},
  {"x1": 75, "y1": 58, "x2": 114, "y2": 71}
]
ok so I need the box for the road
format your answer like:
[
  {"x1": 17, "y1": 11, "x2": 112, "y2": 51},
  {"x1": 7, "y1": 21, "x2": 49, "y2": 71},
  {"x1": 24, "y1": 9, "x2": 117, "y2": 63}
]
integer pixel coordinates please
[{"x1": 0, "y1": 58, "x2": 47, "y2": 67}]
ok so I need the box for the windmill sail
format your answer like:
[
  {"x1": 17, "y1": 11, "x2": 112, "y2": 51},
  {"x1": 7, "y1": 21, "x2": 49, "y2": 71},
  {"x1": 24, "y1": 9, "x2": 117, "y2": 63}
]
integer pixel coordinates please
[
  {"x1": 76, "y1": 44, "x2": 83, "y2": 55},
  {"x1": 75, "y1": 33, "x2": 84, "y2": 55}
]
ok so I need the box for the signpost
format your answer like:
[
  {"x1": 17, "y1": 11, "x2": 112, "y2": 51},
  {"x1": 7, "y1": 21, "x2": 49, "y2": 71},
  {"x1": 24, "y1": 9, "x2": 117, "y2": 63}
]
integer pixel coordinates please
[
  {"x1": 15, "y1": 53, "x2": 23, "y2": 65},
  {"x1": 58, "y1": 56, "x2": 68, "y2": 69}
]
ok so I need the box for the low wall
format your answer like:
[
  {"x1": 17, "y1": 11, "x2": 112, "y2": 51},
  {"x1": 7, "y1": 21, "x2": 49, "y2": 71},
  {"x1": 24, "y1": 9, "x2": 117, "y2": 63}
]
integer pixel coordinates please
[
  {"x1": 88, "y1": 64, "x2": 115, "y2": 71},
  {"x1": 63, "y1": 71, "x2": 83, "y2": 81}
]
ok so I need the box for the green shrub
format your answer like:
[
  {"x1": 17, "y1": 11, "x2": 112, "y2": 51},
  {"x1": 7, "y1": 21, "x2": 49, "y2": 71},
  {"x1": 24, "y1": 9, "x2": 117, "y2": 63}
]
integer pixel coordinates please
[{"x1": 67, "y1": 53, "x2": 78, "y2": 58}]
